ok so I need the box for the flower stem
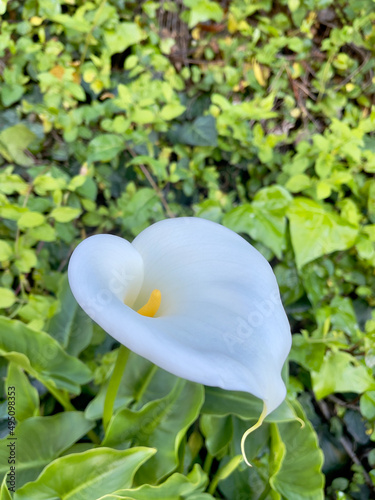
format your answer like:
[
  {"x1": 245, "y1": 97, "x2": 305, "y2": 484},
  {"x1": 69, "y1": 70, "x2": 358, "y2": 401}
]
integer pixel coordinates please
[{"x1": 102, "y1": 344, "x2": 130, "y2": 431}]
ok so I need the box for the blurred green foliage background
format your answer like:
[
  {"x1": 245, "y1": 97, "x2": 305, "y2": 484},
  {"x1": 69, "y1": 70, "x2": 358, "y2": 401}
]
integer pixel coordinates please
[{"x1": 0, "y1": 0, "x2": 375, "y2": 498}]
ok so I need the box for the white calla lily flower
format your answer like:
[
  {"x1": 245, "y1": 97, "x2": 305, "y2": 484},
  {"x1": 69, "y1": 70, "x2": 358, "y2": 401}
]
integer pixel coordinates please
[{"x1": 68, "y1": 217, "x2": 291, "y2": 460}]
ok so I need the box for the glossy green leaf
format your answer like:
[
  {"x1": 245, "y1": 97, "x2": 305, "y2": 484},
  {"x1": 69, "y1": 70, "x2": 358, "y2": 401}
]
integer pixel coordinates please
[
  {"x1": 223, "y1": 186, "x2": 292, "y2": 257},
  {"x1": 98, "y1": 464, "x2": 208, "y2": 500},
  {"x1": 104, "y1": 23, "x2": 145, "y2": 55},
  {"x1": 88, "y1": 134, "x2": 125, "y2": 162},
  {"x1": 168, "y1": 116, "x2": 218, "y2": 147},
  {"x1": 0, "y1": 124, "x2": 36, "y2": 166},
  {"x1": 270, "y1": 401, "x2": 325, "y2": 500},
  {"x1": 5, "y1": 363, "x2": 39, "y2": 421},
  {"x1": 183, "y1": 0, "x2": 224, "y2": 28},
  {"x1": 0, "y1": 288, "x2": 15, "y2": 309},
  {"x1": 0, "y1": 317, "x2": 92, "y2": 394},
  {"x1": 0, "y1": 241, "x2": 12, "y2": 261},
  {"x1": 0, "y1": 476, "x2": 12, "y2": 500},
  {"x1": 312, "y1": 351, "x2": 375, "y2": 399},
  {"x1": 17, "y1": 211, "x2": 45, "y2": 229},
  {"x1": 50, "y1": 206, "x2": 81, "y2": 223},
  {"x1": 46, "y1": 274, "x2": 92, "y2": 356},
  {"x1": 15, "y1": 447, "x2": 155, "y2": 500},
  {"x1": 360, "y1": 391, "x2": 375, "y2": 420},
  {"x1": 103, "y1": 379, "x2": 204, "y2": 483},
  {"x1": 200, "y1": 415, "x2": 233, "y2": 457},
  {"x1": 288, "y1": 198, "x2": 358, "y2": 268},
  {"x1": 0, "y1": 412, "x2": 94, "y2": 488}
]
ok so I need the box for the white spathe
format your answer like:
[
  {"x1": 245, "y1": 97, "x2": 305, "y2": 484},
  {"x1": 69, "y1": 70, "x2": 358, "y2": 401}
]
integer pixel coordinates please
[{"x1": 68, "y1": 217, "x2": 291, "y2": 415}]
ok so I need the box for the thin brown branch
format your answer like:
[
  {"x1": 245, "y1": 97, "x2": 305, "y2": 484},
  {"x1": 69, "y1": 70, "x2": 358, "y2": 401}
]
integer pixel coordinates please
[{"x1": 137, "y1": 163, "x2": 175, "y2": 218}]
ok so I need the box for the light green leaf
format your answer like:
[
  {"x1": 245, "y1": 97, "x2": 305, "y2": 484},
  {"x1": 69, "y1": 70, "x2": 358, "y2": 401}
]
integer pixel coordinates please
[
  {"x1": 28, "y1": 223, "x2": 56, "y2": 242},
  {"x1": 1, "y1": 84, "x2": 24, "y2": 107},
  {"x1": 360, "y1": 391, "x2": 375, "y2": 420},
  {"x1": 50, "y1": 206, "x2": 81, "y2": 223},
  {"x1": 0, "y1": 0, "x2": 9, "y2": 16},
  {"x1": 270, "y1": 400, "x2": 325, "y2": 500},
  {"x1": 88, "y1": 134, "x2": 124, "y2": 162},
  {"x1": 0, "y1": 412, "x2": 94, "y2": 489},
  {"x1": 285, "y1": 174, "x2": 312, "y2": 193},
  {"x1": 104, "y1": 23, "x2": 145, "y2": 56},
  {"x1": 223, "y1": 186, "x2": 292, "y2": 258},
  {"x1": 98, "y1": 465, "x2": 208, "y2": 500},
  {"x1": 183, "y1": 0, "x2": 224, "y2": 28},
  {"x1": 14, "y1": 248, "x2": 37, "y2": 273},
  {"x1": 5, "y1": 363, "x2": 39, "y2": 421},
  {"x1": 129, "y1": 108, "x2": 155, "y2": 124},
  {"x1": 15, "y1": 447, "x2": 156, "y2": 500},
  {"x1": 103, "y1": 379, "x2": 204, "y2": 483},
  {"x1": 0, "y1": 288, "x2": 15, "y2": 309},
  {"x1": 46, "y1": 274, "x2": 93, "y2": 356},
  {"x1": 0, "y1": 476, "x2": 12, "y2": 500},
  {"x1": 0, "y1": 125, "x2": 36, "y2": 166},
  {"x1": 312, "y1": 350, "x2": 375, "y2": 399},
  {"x1": 210, "y1": 455, "x2": 243, "y2": 491},
  {"x1": 0, "y1": 171, "x2": 27, "y2": 195},
  {"x1": 0, "y1": 317, "x2": 92, "y2": 394},
  {"x1": 160, "y1": 103, "x2": 186, "y2": 121},
  {"x1": 288, "y1": 197, "x2": 358, "y2": 268},
  {"x1": 0, "y1": 241, "x2": 12, "y2": 261},
  {"x1": 17, "y1": 211, "x2": 46, "y2": 229}
]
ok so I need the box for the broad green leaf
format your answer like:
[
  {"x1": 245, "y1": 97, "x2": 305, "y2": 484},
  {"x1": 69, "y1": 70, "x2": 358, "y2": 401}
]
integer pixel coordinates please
[
  {"x1": 0, "y1": 0, "x2": 8, "y2": 16},
  {"x1": 0, "y1": 288, "x2": 15, "y2": 309},
  {"x1": 5, "y1": 363, "x2": 39, "y2": 421},
  {"x1": 17, "y1": 211, "x2": 45, "y2": 229},
  {"x1": 288, "y1": 197, "x2": 358, "y2": 268},
  {"x1": 223, "y1": 186, "x2": 292, "y2": 258},
  {"x1": 104, "y1": 23, "x2": 145, "y2": 56},
  {"x1": 50, "y1": 206, "x2": 81, "y2": 223},
  {"x1": 1, "y1": 84, "x2": 24, "y2": 107},
  {"x1": 98, "y1": 465, "x2": 208, "y2": 500},
  {"x1": 0, "y1": 476, "x2": 12, "y2": 500},
  {"x1": 202, "y1": 387, "x2": 297, "y2": 423},
  {"x1": 183, "y1": 0, "x2": 224, "y2": 28},
  {"x1": 160, "y1": 103, "x2": 186, "y2": 121},
  {"x1": 0, "y1": 241, "x2": 12, "y2": 261},
  {"x1": 210, "y1": 455, "x2": 243, "y2": 491},
  {"x1": 46, "y1": 274, "x2": 93, "y2": 356},
  {"x1": 290, "y1": 334, "x2": 325, "y2": 372},
  {"x1": 168, "y1": 116, "x2": 218, "y2": 147},
  {"x1": 14, "y1": 248, "x2": 37, "y2": 273},
  {"x1": 15, "y1": 447, "x2": 155, "y2": 500},
  {"x1": 200, "y1": 415, "x2": 233, "y2": 456},
  {"x1": 103, "y1": 379, "x2": 204, "y2": 483},
  {"x1": 88, "y1": 134, "x2": 124, "y2": 162},
  {"x1": 0, "y1": 171, "x2": 27, "y2": 195},
  {"x1": 360, "y1": 391, "x2": 375, "y2": 420},
  {"x1": 270, "y1": 400, "x2": 325, "y2": 500},
  {"x1": 129, "y1": 109, "x2": 155, "y2": 124},
  {"x1": 0, "y1": 317, "x2": 92, "y2": 394},
  {"x1": 85, "y1": 352, "x2": 173, "y2": 420},
  {"x1": 0, "y1": 412, "x2": 94, "y2": 488},
  {"x1": 0, "y1": 125, "x2": 36, "y2": 166},
  {"x1": 312, "y1": 350, "x2": 375, "y2": 399}
]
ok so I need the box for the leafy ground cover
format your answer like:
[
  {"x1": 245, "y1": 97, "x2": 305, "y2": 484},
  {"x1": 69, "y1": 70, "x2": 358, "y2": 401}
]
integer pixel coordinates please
[{"x1": 0, "y1": 0, "x2": 375, "y2": 498}]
